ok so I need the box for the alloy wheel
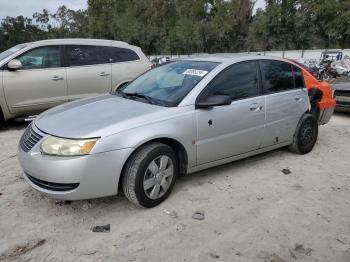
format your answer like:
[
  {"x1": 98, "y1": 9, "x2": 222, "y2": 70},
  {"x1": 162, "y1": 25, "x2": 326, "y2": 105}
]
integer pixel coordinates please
[{"x1": 143, "y1": 155, "x2": 174, "y2": 200}]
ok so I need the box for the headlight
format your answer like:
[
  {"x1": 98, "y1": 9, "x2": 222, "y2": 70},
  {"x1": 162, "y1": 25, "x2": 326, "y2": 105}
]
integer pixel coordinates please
[{"x1": 41, "y1": 136, "x2": 98, "y2": 156}]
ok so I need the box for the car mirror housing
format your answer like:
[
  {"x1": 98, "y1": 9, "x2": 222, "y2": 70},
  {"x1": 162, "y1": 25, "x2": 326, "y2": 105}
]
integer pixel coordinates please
[
  {"x1": 7, "y1": 59, "x2": 23, "y2": 70},
  {"x1": 196, "y1": 95, "x2": 231, "y2": 109}
]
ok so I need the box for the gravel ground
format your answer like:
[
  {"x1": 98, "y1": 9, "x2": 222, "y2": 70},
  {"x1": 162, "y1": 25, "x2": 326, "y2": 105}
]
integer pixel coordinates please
[{"x1": 0, "y1": 113, "x2": 349, "y2": 262}]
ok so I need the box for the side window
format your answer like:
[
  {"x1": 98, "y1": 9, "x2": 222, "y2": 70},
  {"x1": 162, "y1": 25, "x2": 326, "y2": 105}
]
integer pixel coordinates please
[
  {"x1": 260, "y1": 60, "x2": 294, "y2": 94},
  {"x1": 17, "y1": 46, "x2": 61, "y2": 70},
  {"x1": 108, "y1": 47, "x2": 139, "y2": 63},
  {"x1": 203, "y1": 61, "x2": 259, "y2": 101},
  {"x1": 66, "y1": 45, "x2": 105, "y2": 67},
  {"x1": 293, "y1": 65, "x2": 305, "y2": 89}
]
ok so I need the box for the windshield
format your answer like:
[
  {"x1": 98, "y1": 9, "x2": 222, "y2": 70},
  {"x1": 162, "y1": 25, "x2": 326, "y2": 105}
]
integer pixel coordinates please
[
  {"x1": 0, "y1": 44, "x2": 28, "y2": 61},
  {"x1": 119, "y1": 61, "x2": 219, "y2": 106}
]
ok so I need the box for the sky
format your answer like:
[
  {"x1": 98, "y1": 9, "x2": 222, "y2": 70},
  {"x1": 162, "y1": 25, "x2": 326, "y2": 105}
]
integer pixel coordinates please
[
  {"x1": 0, "y1": 0, "x2": 265, "y2": 20},
  {"x1": 0, "y1": 0, "x2": 87, "y2": 19},
  {"x1": 254, "y1": 0, "x2": 266, "y2": 13}
]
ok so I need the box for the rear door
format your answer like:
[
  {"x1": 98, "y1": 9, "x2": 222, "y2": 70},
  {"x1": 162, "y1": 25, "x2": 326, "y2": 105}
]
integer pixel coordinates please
[
  {"x1": 196, "y1": 61, "x2": 265, "y2": 165},
  {"x1": 109, "y1": 47, "x2": 149, "y2": 89},
  {"x1": 259, "y1": 60, "x2": 309, "y2": 147},
  {"x1": 65, "y1": 45, "x2": 112, "y2": 101},
  {"x1": 3, "y1": 45, "x2": 67, "y2": 115}
]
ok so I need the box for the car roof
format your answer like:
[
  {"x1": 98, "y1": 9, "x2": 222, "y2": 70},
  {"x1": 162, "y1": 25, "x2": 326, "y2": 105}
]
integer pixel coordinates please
[
  {"x1": 23, "y1": 38, "x2": 132, "y2": 47},
  {"x1": 181, "y1": 54, "x2": 291, "y2": 64}
]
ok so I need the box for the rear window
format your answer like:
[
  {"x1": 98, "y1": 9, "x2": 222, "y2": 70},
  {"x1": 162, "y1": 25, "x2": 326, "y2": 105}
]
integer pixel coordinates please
[
  {"x1": 260, "y1": 60, "x2": 294, "y2": 94},
  {"x1": 108, "y1": 47, "x2": 139, "y2": 63},
  {"x1": 293, "y1": 65, "x2": 305, "y2": 89},
  {"x1": 66, "y1": 45, "x2": 105, "y2": 66}
]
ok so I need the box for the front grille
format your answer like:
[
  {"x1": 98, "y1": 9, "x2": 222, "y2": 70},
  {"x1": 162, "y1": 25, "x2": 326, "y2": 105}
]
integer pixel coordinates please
[
  {"x1": 334, "y1": 90, "x2": 350, "y2": 97},
  {"x1": 20, "y1": 124, "x2": 43, "y2": 152},
  {"x1": 27, "y1": 174, "x2": 79, "y2": 191}
]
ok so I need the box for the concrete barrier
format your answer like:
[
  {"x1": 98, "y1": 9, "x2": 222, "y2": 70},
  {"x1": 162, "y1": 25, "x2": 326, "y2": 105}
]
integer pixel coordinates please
[{"x1": 150, "y1": 49, "x2": 350, "y2": 62}]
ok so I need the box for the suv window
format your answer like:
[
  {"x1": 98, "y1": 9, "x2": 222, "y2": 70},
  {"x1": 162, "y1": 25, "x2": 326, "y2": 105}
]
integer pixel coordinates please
[
  {"x1": 202, "y1": 61, "x2": 259, "y2": 101},
  {"x1": 260, "y1": 60, "x2": 294, "y2": 94},
  {"x1": 66, "y1": 45, "x2": 105, "y2": 66},
  {"x1": 108, "y1": 47, "x2": 139, "y2": 63},
  {"x1": 293, "y1": 65, "x2": 305, "y2": 89},
  {"x1": 17, "y1": 46, "x2": 61, "y2": 70}
]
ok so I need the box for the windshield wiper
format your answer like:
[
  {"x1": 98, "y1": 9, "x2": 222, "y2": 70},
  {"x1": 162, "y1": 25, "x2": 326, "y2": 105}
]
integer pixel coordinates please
[
  {"x1": 113, "y1": 89, "x2": 126, "y2": 97},
  {"x1": 123, "y1": 92, "x2": 157, "y2": 105}
]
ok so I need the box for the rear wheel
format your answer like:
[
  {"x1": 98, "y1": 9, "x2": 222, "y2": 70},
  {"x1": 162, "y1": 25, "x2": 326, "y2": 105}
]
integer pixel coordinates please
[
  {"x1": 289, "y1": 114, "x2": 318, "y2": 154},
  {"x1": 122, "y1": 142, "x2": 178, "y2": 208}
]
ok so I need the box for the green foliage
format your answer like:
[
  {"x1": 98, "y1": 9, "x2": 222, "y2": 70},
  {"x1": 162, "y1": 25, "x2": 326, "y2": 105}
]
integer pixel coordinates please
[
  {"x1": 247, "y1": 0, "x2": 350, "y2": 50},
  {"x1": 0, "y1": 1, "x2": 349, "y2": 54}
]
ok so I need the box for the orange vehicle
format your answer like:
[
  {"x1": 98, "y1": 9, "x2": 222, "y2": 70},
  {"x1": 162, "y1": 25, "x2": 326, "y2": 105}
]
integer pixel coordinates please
[{"x1": 289, "y1": 60, "x2": 336, "y2": 125}]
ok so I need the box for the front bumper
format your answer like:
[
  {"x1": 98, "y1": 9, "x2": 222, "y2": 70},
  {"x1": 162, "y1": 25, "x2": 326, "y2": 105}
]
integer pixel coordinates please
[
  {"x1": 333, "y1": 87, "x2": 350, "y2": 112},
  {"x1": 17, "y1": 126, "x2": 133, "y2": 200},
  {"x1": 334, "y1": 97, "x2": 350, "y2": 112}
]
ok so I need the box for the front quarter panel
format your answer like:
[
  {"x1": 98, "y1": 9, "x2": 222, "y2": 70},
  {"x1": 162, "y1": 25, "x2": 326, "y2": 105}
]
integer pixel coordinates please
[{"x1": 91, "y1": 105, "x2": 197, "y2": 168}]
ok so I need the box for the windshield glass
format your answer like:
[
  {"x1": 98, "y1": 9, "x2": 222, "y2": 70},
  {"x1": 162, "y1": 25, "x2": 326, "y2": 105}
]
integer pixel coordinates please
[
  {"x1": 0, "y1": 44, "x2": 28, "y2": 61},
  {"x1": 120, "y1": 60, "x2": 219, "y2": 106}
]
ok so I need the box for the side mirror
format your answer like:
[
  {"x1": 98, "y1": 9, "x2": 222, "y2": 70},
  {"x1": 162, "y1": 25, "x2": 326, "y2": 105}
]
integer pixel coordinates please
[
  {"x1": 7, "y1": 59, "x2": 23, "y2": 71},
  {"x1": 196, "y1": 95, "x2": 231, "y2": 109}
]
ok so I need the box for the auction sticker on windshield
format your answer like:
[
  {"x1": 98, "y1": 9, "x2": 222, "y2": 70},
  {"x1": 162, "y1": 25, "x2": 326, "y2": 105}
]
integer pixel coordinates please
[{"x1": 183, "y1": 69, "x2": 208, "y2": 77}]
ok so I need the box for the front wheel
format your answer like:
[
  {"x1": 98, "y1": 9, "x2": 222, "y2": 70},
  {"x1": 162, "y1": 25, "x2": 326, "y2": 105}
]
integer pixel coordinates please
[
  {"x1": 288, "y1": 114, "x2": 318, "y2": 154},
  {"x1": 122, "y1": 142, "x2": 178, "y2": 208}
]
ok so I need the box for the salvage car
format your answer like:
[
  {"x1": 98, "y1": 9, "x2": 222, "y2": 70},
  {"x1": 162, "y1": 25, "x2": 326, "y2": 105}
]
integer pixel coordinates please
[
  {"x1": 333, "y1": 78, "x2": 350, "y2": 112},
  {"x1": 18, "y1": 55, "x2": 335, "y2": 208},
  {"x1": 0, "y1": 39, "x2": 151, "y2": 123}
]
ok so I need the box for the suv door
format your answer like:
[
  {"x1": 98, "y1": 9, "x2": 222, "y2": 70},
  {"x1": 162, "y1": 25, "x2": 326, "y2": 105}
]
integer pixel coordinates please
[
  {"x1": 2, "y1": 45, "x2": 67, "y2": 115},
  {"x1": 259, "y1": 60, "x2": 309, "y2": 147},
  {"x1": 108, "y1": 47, "x2": 146, "y2": 89},
  {"x1": 65, "y1": 45, "x2": 112, "y2": 101},
  {"x1": 196, "y1": 61, "x2": 265, "y2": 165}
]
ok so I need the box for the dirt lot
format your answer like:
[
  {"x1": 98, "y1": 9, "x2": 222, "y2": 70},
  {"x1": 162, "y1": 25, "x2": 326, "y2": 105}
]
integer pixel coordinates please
[{"x1": 0, "y1": 113, "x2": 349, "y2": 262}]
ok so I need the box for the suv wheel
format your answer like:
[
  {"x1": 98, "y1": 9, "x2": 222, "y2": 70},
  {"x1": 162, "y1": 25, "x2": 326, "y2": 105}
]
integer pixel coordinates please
[
  {"x1": 122, "y1": 142, "x2": 178, "y2": 208},
  {"x1": 289, "y1": 114, "x2": 318, "y2": 154}
]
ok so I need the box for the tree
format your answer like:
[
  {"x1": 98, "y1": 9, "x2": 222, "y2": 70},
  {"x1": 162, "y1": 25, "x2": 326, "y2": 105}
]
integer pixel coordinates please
[{"x1": 1, "y1": 0, "x2": 350, "y2": 54}]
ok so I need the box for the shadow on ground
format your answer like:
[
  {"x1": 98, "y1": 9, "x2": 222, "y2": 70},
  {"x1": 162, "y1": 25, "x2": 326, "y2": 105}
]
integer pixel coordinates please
[{"x1": 0, "y1": 120, "x2": 28, "y2": 132}]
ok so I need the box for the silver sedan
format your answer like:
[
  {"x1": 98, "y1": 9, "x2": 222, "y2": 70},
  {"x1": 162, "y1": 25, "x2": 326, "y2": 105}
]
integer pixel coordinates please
[{"x1": 18, "y1": 55, "x2": 324, "y2": 207}]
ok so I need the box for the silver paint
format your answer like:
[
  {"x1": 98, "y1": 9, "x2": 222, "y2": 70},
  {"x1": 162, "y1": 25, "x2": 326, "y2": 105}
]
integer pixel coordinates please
[{"x1": 18, "y1": 55, "x2": 313, "y2": 200}]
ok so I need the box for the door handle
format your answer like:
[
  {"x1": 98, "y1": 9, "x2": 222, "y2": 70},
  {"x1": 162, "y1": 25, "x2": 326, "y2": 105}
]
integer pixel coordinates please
[
  {"x1": 249, "y1": 103, "x2": 263, "y2": 111},
  {"x1": 294, "y1": 96, "x2": 302, "y2": 101},
  {"x1": 99, "y1": 72, "x2": 110, "y2": 76},
  {"x1": 51, "y1": 76, "x2": 64, "y2": 81}
]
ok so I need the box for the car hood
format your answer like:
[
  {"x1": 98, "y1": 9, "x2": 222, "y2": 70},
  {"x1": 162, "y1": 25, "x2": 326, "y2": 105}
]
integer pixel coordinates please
[{"x1": 34, "y1": 94, "x2": 167, "y2": 138}]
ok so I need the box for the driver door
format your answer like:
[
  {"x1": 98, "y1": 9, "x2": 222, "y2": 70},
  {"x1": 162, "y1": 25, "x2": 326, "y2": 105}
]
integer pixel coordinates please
[
  {"x1": 3, "y1": 45, "x2": 67, "y2": 115},
  {"x1": 196, "y1": 61, "x2": 265, "y2": 165}
]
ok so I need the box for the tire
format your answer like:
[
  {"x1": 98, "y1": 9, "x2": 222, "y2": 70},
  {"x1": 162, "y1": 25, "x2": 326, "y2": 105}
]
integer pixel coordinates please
[
  {"x1": 115, "y1": 82, "x2": 129, "y2": 91},
  {"x1": 122, "y1": 142, "x2": 178, "y2": 208},
  {"x1": 288, "y1": 114, "x2": 318, "y2": 154}
]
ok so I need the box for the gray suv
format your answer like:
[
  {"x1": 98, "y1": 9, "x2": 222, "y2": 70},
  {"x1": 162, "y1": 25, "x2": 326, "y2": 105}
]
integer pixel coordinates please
[
  {"x1": 18, "y1": 55, "x2": 327, "y2": 207},
  {"x1": 0, "y1": 39, "x2": 151, "y2": 122}
]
